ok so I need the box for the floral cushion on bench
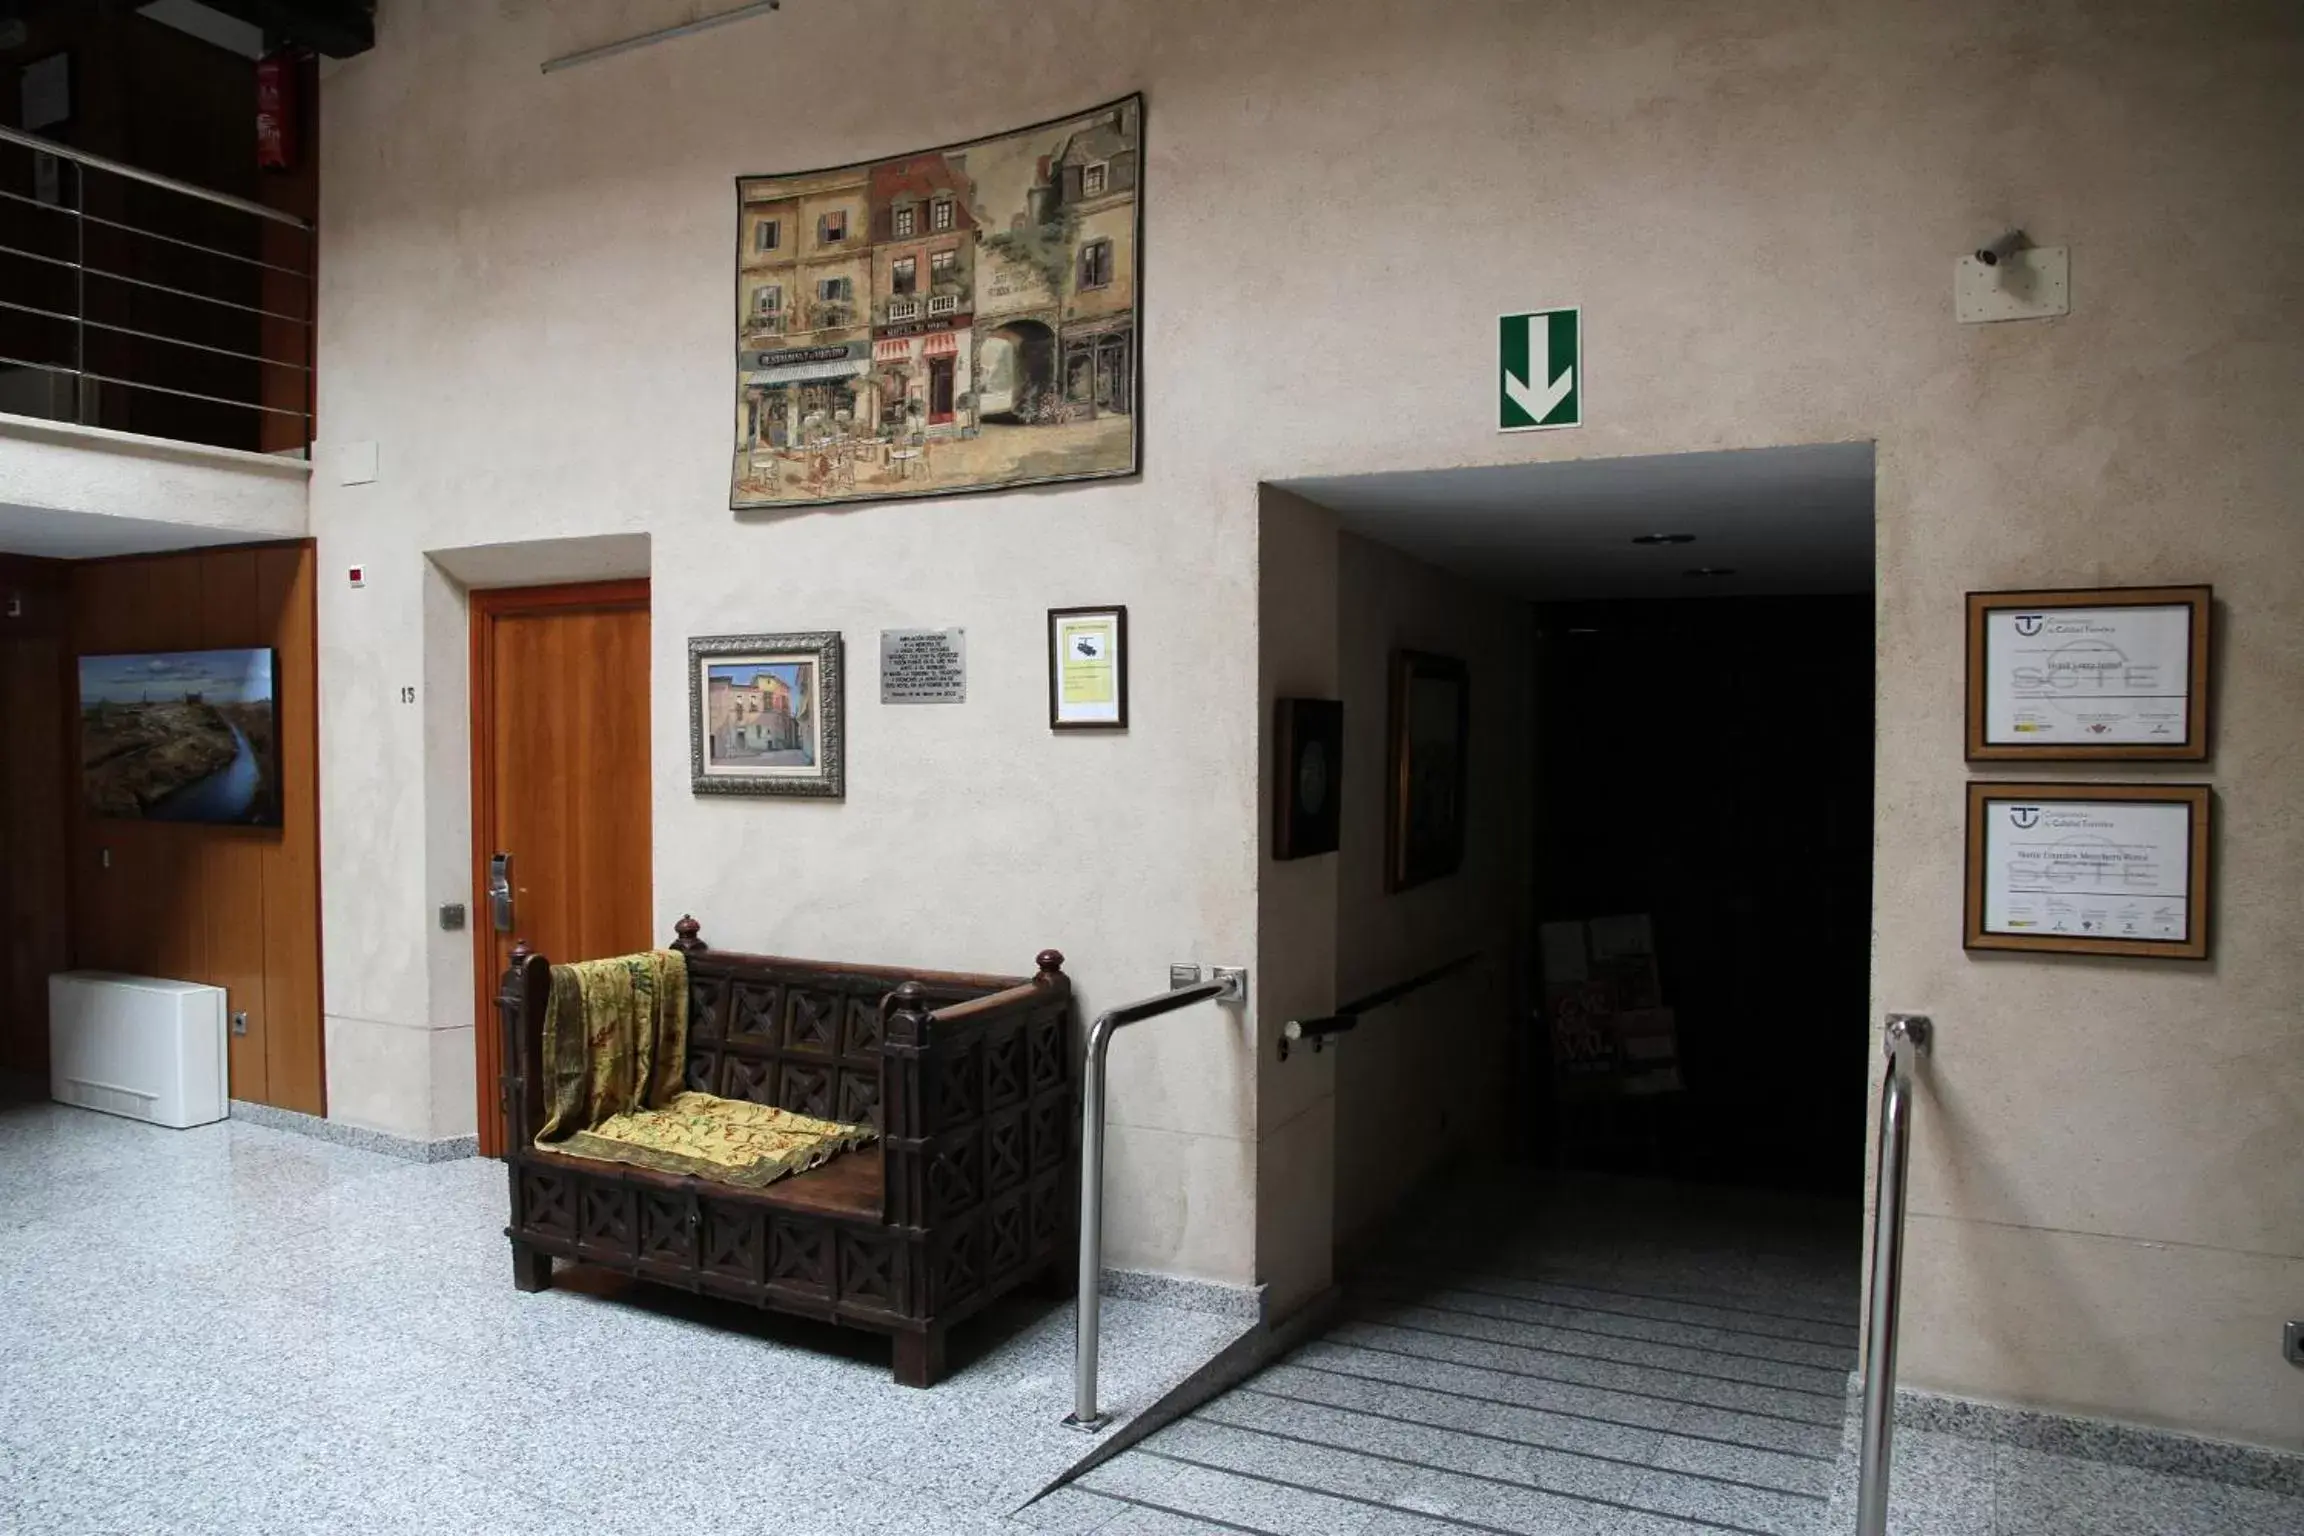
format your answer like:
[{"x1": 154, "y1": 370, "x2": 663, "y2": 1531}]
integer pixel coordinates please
[
  {"x1": 534, "y1": 949, "x2": 872, "y2": 1188},
  {"x1": 555, "y1": 1090, "x2": 875, "y2": 1189}
]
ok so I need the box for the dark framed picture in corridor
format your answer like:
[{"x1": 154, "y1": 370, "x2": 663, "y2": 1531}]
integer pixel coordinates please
[
  {"x1": 1274, "y1": 697, "x2": 1343, "y2": 860},
  {"x1": 1386, "y1": 650, "x2": 1469, "y2": 892}
]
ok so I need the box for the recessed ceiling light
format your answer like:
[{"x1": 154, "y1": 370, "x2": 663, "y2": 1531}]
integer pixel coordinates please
[
  {"x1": 1684, "y1": 566, "x2": 1738, "y2": 578},
  {"x1": 1632, "y1": 533, "x2": 1696, "y2": 545}
]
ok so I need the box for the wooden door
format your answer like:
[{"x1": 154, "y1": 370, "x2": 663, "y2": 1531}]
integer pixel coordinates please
[{"x1": 470, "y1": 580, "x2": 651, "y2": 1156}]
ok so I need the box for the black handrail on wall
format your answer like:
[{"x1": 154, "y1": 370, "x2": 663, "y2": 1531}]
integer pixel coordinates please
[{"x1": 1278, "y1": 952, "x2": 1480, "y2": 1060}]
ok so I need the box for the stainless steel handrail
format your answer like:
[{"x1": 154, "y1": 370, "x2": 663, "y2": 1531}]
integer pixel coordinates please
[
  {"x1": 0, "y1": 125, "x2": 316, "y2": 451},
  {"x1": 0, "y1": 123, "x2": 312, "y2": 229},
  {"x1": 1278, "y1": 951, "x2": 1479, "y2": 1060},
  {"x1": 1064, "y1": 968, "x2": 1247, "y2": 1431},
  {"x1": 1856, "y1": 1012, "x2": 1933, "y2": 1536}
]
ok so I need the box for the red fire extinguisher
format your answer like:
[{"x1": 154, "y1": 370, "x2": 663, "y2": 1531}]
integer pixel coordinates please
[{"x1": 256, "y1": 52, "x2": 298, "y2": 172}]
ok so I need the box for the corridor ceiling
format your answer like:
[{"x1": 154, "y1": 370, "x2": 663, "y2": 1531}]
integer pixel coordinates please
[{"x1": 1280, "y1": 441, "x2": 1876, "y2": 602}]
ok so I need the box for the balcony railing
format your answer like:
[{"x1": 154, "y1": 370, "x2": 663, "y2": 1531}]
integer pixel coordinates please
[{"x1": 0, "y1": 124, "x2": 315, "y2": 458}]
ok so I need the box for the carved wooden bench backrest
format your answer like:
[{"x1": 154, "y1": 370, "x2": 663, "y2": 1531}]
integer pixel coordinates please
[{"x1": 680, "y1": 954, "x2": 994, "y2": 1132}]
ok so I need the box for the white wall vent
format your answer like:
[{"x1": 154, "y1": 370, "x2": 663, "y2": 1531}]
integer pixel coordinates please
[{"x1": 48, "y1": 971, "x2": 228, "y2": 1130}]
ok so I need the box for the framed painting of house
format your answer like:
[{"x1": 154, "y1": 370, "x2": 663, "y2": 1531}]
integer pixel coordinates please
[
  {"x1": 729, "y1": 94, "x2": 1144, "y2": 511},
  {"x1": 689, "y1": 632, "x2": 845, "y2": 798}
]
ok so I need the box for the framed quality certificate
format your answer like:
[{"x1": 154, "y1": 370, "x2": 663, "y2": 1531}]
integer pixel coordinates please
[
  {"x1": 1966, "y1": 585, "x2": 2210, "y2": 760},
  {"x1": 1965, "y1": 783, "x2": 2210, "y2": 959}
]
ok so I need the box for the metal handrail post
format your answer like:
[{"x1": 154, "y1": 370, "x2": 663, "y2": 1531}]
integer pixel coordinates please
[
  {"x1": 1065, "y1": 970, "x2": 1245, "y2": 1431},
  {"x1": 1856, "y1": 1012, "x2": 1932, "y2": 1536}
]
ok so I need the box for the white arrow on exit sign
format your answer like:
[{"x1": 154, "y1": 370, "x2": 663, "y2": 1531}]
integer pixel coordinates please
[{"x1": 1499, "y1": 307, "x2": 1581, "y2": 431}]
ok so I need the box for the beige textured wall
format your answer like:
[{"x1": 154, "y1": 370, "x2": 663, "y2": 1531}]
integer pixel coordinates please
[
  {"x1": 1329, "y1": 532, "x2": 1530, "y2": 1254},
  {"x1": 1254, "y1": 487, "x2": 1342, "y2": 1318},
  {"x1": 315, "y1": 0, "x2": 2303, "y2": 1439}
]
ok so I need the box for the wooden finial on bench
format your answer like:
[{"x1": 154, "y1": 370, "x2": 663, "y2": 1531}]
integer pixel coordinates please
[
  {"x1": 1035, "y1": 950, "x2": 1066, "y2": 983},
  {"x1": 671, "y1": 914, "x2": 706, "y2": 954}
]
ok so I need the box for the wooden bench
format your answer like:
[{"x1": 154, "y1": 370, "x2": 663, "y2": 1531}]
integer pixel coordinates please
[{"x1": 498, "y1": 915, "x2": 1077, "y2": 1385}]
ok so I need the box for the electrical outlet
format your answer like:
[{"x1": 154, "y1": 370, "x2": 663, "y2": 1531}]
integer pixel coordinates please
[
  {"x1": 2286, "y1": 1321, "x2": 2302, "y2": 1367},
  {"x1": 230, "y1": 1011, "x2": 249, "y2": 1037}
]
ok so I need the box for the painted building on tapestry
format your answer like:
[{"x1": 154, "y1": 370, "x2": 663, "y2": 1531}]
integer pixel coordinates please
[
  {"x1": 730, "y1": 96, "x2": 1142, "y2": 509},
  {"x1": 737, "y1": 169, "x2": 876, "y2": 458},
  {"x1": 869, "y1": 152, "x2": 978, "y2": 442}
]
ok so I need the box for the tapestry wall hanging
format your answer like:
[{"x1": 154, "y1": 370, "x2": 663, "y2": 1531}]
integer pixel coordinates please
[{"x1": 730, "y1": 94, "x2": 1144, "y2": 510}]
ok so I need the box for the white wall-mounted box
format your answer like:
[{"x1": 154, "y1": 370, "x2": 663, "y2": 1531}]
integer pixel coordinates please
[{"x1": 49, "y1": 971, "x2": 228, "y2": 1129}]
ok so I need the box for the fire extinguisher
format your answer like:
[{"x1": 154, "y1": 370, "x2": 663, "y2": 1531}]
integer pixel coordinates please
[{"x1": 256, "y1": 52, "x2": 298, "y2": 172}]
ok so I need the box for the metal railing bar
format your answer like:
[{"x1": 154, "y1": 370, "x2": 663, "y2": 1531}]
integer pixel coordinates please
[
  {"x1": 1854, "y1": 1013, "x2": 1932, "y2": 1536},
  {"x1": 0, "y1": 297, "x2": 312, "y2": 372},
  {"x1": 0, "y1": 244, "x2": 315, "y2": 327},
  {"x1": 77, "y1": 264, "x2": 313, "y2": 325},
  {"x1": 0, "y1": 186, "x2": 314, "y2": 278},
  {"x1": 1065, "y1": 969, "x2": 1247, "y2": 1432},
  {"x1": 0, "y1": 355, "x2": 310, "y2": 418},
  {"x1": 0, "y1": 124, "x2": 312, "y2": 230},
  {"x1": 0, "y1": 241, "x2": 79, "y2": 273},
  {"x1": 1281, "y1": 950, "x2": 1479, "y2": 1056},
  {"x1": 0, "y1": 183, "x2": 75, "y2": 221}
]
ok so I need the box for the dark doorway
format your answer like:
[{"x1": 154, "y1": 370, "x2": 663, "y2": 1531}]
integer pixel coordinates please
[
  {"x1": 1529, "y1": 594, "x2": 1874, "y2": 1195},
  {"x1": 980, "y1": 319, "x2": 1055, "y2": 422},
  {"x1": 928, "y1": 355, "x2": 955, "y2": 424}
]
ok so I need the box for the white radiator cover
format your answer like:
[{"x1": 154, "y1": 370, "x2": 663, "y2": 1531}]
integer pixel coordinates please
[{"x1": 48, "y1": 971, "x2": 228, "y2": 1130}]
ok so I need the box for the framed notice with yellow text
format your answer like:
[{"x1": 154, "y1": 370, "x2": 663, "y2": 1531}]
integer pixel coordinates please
[
  {"x1": 1966, "y1": 586, "x2": 2211, "y2": 760},
  {"x1": 1048, "y1": 605, "x2": 1128, "y2": 730},
  {"x1": 1964, "y1": 782, "x2": 2210, "y2": 960}
]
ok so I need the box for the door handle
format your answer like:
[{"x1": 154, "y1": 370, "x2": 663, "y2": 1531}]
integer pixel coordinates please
[{"x1": 489, "y1": 852, "x2": 515, "y2": 933}]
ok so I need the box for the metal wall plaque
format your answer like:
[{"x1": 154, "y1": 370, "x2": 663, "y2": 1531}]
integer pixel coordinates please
[{"x1": 880, "y1": 627, "x2": 966, "y2": 704}]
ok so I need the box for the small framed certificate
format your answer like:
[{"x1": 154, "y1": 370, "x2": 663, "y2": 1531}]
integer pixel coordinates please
[
  {"x1": 1964, "y1": 782, "x2": 2210, "y2": 959},
  {"x1": 1966, "y1": 585, "x2": 2210, "y2": 760},
  {"x1": 1048, "y1": 605, "x2": 1128, "y2": 730}
]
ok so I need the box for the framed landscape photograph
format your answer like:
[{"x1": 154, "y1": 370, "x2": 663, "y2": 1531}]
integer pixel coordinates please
[
  {"x1": 78, "y1": 647, "x2": 281, "y2": 826},
  {"x1": 689, "y1": 632, "x2": 844, "y2": 798},
  {"x1": 1387, "y1": 650, "x2": 1469, "y2": 892},
  {"x1": 729, "y1": 94, "x2": 1143, "y2": 511}
]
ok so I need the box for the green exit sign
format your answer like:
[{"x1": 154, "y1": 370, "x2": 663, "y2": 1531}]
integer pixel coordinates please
[{"x1": 1499, "y1": 307, "x2": 1581, "y2": 431}]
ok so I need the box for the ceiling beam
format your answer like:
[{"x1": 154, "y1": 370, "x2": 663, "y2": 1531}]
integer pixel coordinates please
[{"x1": 192, "y1": 0, "x2": 372, "y2": 58}]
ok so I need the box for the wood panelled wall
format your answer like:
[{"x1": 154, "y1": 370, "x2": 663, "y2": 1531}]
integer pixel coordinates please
[
  {"x1": 68, "y1": 544, "x2": 325, "y2": 1114},
  {"x1": 0, "y1": 556, "x2": 73, "y2": 1082}
]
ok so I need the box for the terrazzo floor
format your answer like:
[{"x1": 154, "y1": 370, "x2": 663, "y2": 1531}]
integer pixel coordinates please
[
  {"x1": 1026, "y1": 1175, "x2": 2304, "y2": 1536},
  {"x1": 0, "y1": 1098, "x2": 1251, "y2": 1535}
]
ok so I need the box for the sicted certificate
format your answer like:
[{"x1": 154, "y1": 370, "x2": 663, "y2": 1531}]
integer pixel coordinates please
[
  {"x1": 1981, "y1": 796, "x2": 2191, "y2": 943},
  {"x1": 1983, "y1": 603, "x2": 2192, "y2": 746}
]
